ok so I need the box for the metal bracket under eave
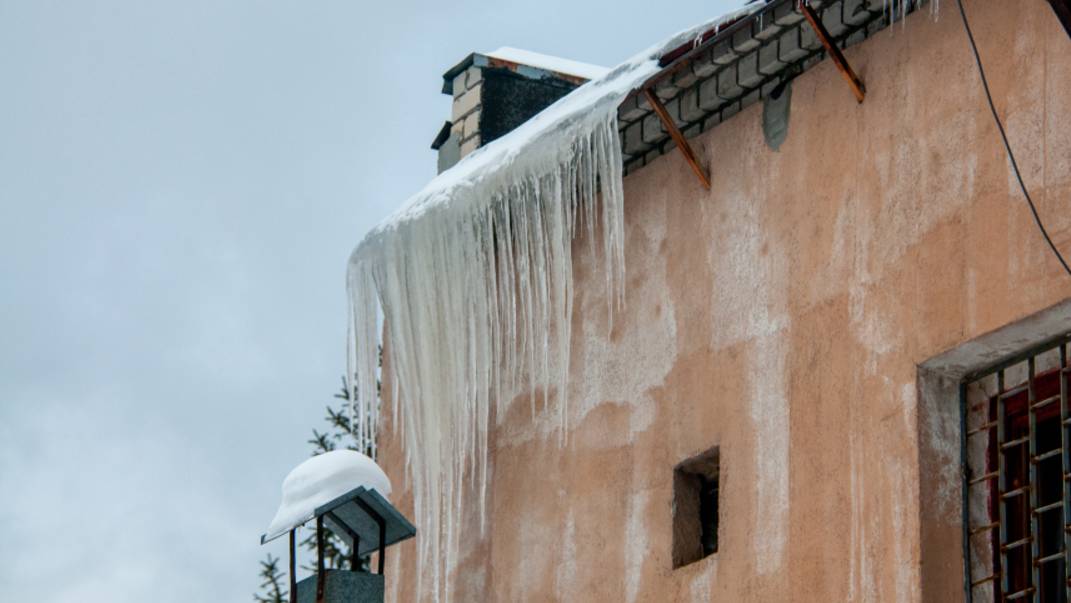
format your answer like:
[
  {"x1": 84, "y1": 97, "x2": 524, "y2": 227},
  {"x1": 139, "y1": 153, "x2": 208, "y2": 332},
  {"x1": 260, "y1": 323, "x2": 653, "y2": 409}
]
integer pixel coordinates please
[
  {"x1": 642, "y1": 89, "x2": 711, "y2": 189},
  {"x1": 801, "y1": 3, "x2": 866, "y2": 103}
]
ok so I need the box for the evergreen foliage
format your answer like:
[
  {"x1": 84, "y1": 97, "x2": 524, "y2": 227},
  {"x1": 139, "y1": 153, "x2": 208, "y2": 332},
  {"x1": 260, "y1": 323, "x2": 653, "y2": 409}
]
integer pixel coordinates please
[
  {"x1": 253, "y1": 362, "x2": 381, "y2": 600},
  {"x1": 253, "y1": 554, "x2": 286, "y2": 603}
]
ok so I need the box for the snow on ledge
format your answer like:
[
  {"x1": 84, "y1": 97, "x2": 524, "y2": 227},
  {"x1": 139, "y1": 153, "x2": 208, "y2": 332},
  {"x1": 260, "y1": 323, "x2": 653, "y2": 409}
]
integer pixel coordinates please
[
  {"x1": 262, "y1": 450, "x2": 391, "y2": 543},
  {"x1": 484, "y1": 46, "x2": 610, "y2": 81}
]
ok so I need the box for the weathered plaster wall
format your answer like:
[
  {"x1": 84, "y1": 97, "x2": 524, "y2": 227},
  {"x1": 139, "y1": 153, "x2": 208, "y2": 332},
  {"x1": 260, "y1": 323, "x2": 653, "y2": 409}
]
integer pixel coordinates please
[{"x1": 378, "y1": 1, "x2": 1071, "y2": 600}]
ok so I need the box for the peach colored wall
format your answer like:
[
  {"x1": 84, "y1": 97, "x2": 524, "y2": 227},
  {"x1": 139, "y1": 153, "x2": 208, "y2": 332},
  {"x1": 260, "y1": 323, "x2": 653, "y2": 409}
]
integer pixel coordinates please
[{"x1": 377, "y1": 1, "x2": 1071, "y2": 600}]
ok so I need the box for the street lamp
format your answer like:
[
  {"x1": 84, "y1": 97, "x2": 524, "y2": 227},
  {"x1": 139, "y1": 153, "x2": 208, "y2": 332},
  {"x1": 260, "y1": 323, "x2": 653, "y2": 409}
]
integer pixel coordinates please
[{"x1": 262, "y1": 450, "x2": 416, "y2": 603}]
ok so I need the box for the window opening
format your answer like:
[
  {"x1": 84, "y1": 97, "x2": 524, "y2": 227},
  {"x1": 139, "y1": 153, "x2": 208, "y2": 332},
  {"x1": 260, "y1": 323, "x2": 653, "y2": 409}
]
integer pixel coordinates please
[{"x1": 673, "y1": 446, "x2": 719, "y2": 569}]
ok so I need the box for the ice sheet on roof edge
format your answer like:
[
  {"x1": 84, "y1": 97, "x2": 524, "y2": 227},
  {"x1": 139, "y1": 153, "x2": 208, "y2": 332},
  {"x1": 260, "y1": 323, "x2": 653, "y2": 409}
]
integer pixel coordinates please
[
  {"x1": 358, "y1": 2, "x2": 757, "y2": 239},
  {"x1": 346, "y1": 3, "x2": 757, "y2": 600}
]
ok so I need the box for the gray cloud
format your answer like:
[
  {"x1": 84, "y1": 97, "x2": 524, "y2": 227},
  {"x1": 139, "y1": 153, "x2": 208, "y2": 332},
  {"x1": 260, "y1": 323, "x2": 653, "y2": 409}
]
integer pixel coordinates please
[{"x1": 0, "y1": 0, "x2": 743, "y2": 600}]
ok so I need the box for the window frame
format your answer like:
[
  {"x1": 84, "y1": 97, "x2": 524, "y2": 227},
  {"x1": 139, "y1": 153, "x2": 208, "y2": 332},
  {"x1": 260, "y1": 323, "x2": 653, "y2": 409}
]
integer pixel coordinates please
[{"x1": 962, "y1": 336, "x2": 1071, "y2": 602}]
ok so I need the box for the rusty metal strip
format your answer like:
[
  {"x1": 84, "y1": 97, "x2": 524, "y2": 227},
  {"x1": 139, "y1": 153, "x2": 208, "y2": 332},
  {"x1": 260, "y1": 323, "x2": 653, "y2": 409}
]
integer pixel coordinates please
[
  {"x1": 997, "y1": 370, "x2": 1010, "y2": 596},
  {"x1": 1061, "y1": 343, "x2": 1070, "y2": 601},
  {"x1": 800, "y1": 3, "x2": 866, "y2": 103},
  {"x1": 1027, "y1": 358, "x2": 1041, "y2": 598},
  {"x1": 642, "y1": 89, "x2": 711, "y2": 189}
]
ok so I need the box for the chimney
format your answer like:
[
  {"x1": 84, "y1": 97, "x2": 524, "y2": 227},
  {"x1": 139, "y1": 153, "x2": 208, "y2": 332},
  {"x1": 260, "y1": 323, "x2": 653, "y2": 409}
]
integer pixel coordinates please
[{"x1": 431, "y1": 47, "x2": 608, "y2": 173}]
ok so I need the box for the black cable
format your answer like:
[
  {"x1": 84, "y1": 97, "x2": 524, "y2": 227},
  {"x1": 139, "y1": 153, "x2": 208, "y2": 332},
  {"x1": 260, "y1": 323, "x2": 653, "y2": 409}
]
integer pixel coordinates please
[{"x1": 955, "y1": 0, "x2": 1071, "y2": 278}]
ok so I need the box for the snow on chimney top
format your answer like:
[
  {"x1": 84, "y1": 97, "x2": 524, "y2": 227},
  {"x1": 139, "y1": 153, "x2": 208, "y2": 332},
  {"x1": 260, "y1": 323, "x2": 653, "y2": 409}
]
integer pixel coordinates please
[{"x1": 432, "y1": 49, "x2": 608, "y2": 173}]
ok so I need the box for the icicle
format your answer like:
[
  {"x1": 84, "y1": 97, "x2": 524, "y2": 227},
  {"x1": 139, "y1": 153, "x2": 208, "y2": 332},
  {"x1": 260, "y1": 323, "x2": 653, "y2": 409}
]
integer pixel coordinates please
[
  {"x1": 347, "y1": 119, "x2": 626, "y2": 602},
  {"x1": 345, "y1": 6, "x2": 766, "y2": 601}
]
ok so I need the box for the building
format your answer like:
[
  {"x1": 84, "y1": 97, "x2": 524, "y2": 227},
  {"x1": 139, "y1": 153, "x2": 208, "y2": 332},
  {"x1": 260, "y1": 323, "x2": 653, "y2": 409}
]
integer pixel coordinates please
[{"x1": 345, "y1": 0, "x2": 1071, "y2": 600}]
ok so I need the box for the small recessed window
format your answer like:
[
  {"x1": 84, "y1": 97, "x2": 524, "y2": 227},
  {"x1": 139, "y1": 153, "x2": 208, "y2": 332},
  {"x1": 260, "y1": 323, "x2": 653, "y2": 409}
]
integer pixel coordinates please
[{"x1": 672, "y1": 446, "x2": 720, "y2": 569}]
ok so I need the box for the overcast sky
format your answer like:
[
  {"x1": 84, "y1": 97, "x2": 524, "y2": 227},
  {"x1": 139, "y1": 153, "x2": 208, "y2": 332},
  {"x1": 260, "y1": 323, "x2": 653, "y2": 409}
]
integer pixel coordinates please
[{"x1": 0, "y1": 1, "x2": 741, "y2": 600}]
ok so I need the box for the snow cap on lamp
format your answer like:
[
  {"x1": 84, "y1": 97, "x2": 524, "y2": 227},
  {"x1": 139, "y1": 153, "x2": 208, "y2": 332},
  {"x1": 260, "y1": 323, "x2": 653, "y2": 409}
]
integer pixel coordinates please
[{"x1": 262, "y1": 449, "x2": 391, "y2": 543}]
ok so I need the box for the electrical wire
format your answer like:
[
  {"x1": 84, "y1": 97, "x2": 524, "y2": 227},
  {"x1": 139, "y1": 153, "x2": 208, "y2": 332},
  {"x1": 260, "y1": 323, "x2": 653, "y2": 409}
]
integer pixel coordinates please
[{"x1": 955, "y1": 0, "x2": 1071, "y2": 278}]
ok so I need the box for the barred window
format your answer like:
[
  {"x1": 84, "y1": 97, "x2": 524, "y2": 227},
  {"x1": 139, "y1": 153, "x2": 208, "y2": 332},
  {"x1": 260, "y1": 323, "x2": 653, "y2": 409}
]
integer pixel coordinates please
[{"x1": 964, "y1": 338, "x2": 1071, "y2": 602}]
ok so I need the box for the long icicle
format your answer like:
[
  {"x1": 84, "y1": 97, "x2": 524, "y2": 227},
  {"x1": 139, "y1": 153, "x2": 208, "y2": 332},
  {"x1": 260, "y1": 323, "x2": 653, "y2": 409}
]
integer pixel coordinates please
[
  {"x1": 345, "y1": 8, "x2": 763, "y2": 600},
  {"x1": 346, "y1": 112, "x2": 626, "y2": 602}
]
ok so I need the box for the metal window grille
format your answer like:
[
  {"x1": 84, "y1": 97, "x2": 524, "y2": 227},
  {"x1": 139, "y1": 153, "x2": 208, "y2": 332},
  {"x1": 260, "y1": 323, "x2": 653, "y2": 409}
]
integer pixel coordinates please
[{"x1": 962, "y1": 335, "x2": 1071, "y2": 602}]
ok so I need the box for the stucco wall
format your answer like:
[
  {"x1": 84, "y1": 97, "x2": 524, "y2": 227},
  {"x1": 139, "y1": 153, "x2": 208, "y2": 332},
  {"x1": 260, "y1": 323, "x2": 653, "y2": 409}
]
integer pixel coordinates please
[{"x1": 377, "y1": 1, "x2": 1071, "y2": 600}]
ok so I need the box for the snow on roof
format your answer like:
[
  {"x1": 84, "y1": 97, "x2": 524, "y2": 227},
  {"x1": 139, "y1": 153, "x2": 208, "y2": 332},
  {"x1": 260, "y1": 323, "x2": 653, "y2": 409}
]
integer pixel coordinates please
[
  {"x1": 484, "y1": 46, "x2": 610, "y2": 81},
  {"x1": 262, "y1": 450, "x2": 391, "y2": 543},
  {"x1": 358, "y1": 3, "x2": 757, "y2": 240}
]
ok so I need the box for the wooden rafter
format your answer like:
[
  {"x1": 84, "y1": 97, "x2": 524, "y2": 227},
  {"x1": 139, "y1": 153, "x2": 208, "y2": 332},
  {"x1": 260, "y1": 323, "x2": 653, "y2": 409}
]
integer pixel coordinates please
[
  {"x1": 643, "y1": 89, "x2": 711, "y2": 189},
  {"x1": 801, "y1": 3, "x2": 866, "y2": 103}
]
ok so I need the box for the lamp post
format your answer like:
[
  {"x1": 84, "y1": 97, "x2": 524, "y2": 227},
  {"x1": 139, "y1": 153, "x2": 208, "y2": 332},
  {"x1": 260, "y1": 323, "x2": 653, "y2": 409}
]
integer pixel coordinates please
[{"x1": 262, "y1": 450, "x2": 416, "y2": 603}]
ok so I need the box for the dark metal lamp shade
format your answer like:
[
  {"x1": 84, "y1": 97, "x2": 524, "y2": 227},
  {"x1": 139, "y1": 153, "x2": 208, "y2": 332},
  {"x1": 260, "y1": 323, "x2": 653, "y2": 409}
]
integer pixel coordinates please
[{"x1": 316, "y1": 486, "x2": 416, "y2": 558}]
